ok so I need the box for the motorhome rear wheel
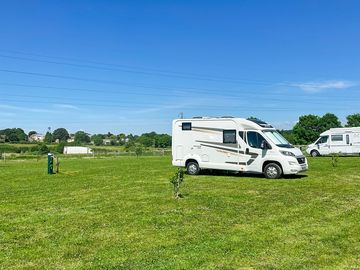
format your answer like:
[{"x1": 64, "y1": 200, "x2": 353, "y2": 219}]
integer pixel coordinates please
[{"x1": 186, "y1": 161, "x2": 200, "y2": 175}]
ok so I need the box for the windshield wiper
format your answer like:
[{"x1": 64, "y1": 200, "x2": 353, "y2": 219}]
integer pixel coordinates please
[{"x1": 277, "y1": 144, "x2": 294, "y2": 148}]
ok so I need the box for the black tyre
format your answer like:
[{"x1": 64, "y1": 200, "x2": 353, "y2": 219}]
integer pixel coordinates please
[
  {"x1": 311, "y1": 150, "x2": 320, "y2": 157},
  {"x1": 263, "y1": 163, "x2": 282, "y2": 179},
  {"x1": 186, "y1": 161, "x2": 200, "y2": 175}
]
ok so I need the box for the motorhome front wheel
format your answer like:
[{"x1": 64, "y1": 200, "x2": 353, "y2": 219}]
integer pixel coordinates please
[
  {"x1": 311, "y1": 150, "x2": 320, "y2": 157},
  {"x1": 264, "y1": 163, "x2": 282, "y2": 179}
]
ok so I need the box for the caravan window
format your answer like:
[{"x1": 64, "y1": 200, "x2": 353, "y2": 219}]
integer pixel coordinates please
[
  {"x1": 182, "y1": 122, "x2": 192, "y2": 130},
  {"x1": 346, "y1": 135, "x2": 350, "y2": 144},
  {"x1": 331, "y1": 135, "x2": 343, "y2": 142},
  {"x1": 223, "y1": 130, "x2": 236, "y2": 144}
]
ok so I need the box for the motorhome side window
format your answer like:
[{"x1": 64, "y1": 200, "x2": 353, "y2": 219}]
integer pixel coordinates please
[
  {"x1": 182, "y1": 122, "x2": 192, "y2": 130},
  {"x1": 331, "y1": 135, "x2": 343, "y2": 141},
  {"x1": 247, "y1": 131, "x2": 267, "y2": 149},
  {"x1": 223, "y1": 130, "x2": 236, "y2": 144}
]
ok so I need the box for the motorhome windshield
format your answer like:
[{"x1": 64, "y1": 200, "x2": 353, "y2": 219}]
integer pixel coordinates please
[{"x1": 263, "y1": 130, "x2": 293, "y2": 148}]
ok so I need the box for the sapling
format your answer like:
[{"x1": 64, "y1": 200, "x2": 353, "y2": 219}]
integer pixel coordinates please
[
  {"x1": 170, "y1": 168, "x2": 184, "y2": 198},
  {"x1": 331, "y1": 153, "x2": 339, "y2": 167}
]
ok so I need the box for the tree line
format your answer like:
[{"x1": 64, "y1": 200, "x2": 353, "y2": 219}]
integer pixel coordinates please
[
  {"x1": 0, "y1": 128, "x2": 172, "y2": 148},
  {"x1": 1, "y1": 113, "x2": 359, "y2": 147}
]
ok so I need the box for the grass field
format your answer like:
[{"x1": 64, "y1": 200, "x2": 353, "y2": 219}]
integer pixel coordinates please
[{"x1": 1, "y1": 156, "x2": 360, "y2": 269}]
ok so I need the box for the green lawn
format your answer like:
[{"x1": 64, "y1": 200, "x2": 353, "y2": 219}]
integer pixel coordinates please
[{"x1": 1, "y1": 156, "x2": 360, "y2": 269}]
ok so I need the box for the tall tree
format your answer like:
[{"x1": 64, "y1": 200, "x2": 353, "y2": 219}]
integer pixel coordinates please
[
  {"x1": 52, "y1": 128, "x2": 70, "y2": 142},
  {"x1": 44, "y1": 132, "x2": 53, "y2": 144},
  {"x1": 74, "y1": 131, "x2": 91, "y2": 144},
  {"x1": 346, "y1": 113, "x2": 360, "y2": 127},
  {"x1": 91, "y1": 135, "x2": 103, "y2": 146},
  {"x1": 292, "y1": 115, "x2": 321, "y2": 144},
  {"x1": 320, "y1": 113, "x2": 342, "y2": 131}
]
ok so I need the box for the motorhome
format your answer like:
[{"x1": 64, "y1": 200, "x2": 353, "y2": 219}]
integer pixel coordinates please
[
  {"x1": 306, "y1": 127, "x2": 360, "y2": 157},
  {"x1": 172, "y1": 117, "x2": 308, "y2": 178}
]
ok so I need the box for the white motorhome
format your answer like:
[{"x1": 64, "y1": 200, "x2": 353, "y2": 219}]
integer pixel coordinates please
[
  {"x1": 306, "y1": 127, "x2": 360, "y2": 157},
  {"x1": 172, "y1": 117, "x2": 308, "y2": 178}
]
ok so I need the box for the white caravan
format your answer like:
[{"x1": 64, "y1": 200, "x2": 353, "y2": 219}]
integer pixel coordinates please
[
  {"x1": 306, "y1": 127, "x2": 360, "y2": 157},
  {"x1": 172, "y1": 117, "x2": 308, "y2": 178}
]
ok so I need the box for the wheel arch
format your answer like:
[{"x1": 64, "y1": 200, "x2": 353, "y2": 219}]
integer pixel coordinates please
[
  {"x1": 262, "y1": 160, "x2": 283, "y2": 173},
  {"x1": 185, "y1": 158, "x2": 199, "y2": 167}
]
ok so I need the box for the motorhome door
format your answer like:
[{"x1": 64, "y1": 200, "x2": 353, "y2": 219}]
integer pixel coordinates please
[{"x1": 245, "y1": 131, "x2": 268, "y2": 172}]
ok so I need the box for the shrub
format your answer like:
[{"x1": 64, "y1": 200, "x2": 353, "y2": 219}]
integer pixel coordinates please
[
  {"x1": 170, "y1": 169, "x2": 184, "y2": 198},
  {"x1": 56, "y1": 142, "x2": 66, "y2": 154},
  {"x1": 38, "y1": 143, "x2": 50, "y2": 155}
]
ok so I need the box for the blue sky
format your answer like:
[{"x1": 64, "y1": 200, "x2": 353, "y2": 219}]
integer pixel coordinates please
[{"x1": 0, "y1": 0, "x2": 359, "y2": 135}]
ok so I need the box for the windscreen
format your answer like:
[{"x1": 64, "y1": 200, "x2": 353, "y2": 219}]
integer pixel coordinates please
[{"x1": 263, "y1": 130, "x2": 293, "y2": 147}]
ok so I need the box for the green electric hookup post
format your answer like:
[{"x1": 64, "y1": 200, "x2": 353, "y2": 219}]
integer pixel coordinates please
[{"x1": 48, "y1": 153, "x2": 54, "y2": 174}]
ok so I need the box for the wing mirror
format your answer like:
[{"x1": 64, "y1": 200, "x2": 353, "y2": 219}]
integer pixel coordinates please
[{"x1": 260, "y1": 140, "x2": 271, "y2": 150}]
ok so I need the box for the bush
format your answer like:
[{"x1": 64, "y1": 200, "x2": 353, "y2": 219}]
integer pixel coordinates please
[
  {"x1": 56, "y1": 142, "x2": 66, "y2": 154},
  {"x1": 38, "y1": 143, "x2": 49, "y2": 155}
]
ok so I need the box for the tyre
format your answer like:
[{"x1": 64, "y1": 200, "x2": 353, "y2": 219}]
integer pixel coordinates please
[
  {"x1": 186, "y1": 161, "x2": 200, "y2": 175},
  {"x1": 311, "y1": 150, "x2": 320, "y2": 157},
  {"x1": 263, "y1": 163, "x2": 282, "y2": 179}
]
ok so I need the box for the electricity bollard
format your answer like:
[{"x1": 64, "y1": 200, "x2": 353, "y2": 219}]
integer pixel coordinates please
[{"x1": 48, "y1": 153, "x2": 54, "y2": 174}]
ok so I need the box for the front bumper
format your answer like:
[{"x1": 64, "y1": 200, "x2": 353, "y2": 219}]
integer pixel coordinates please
[{"x1": 282, "y1": 156, "x2": 308, "y2": 175}]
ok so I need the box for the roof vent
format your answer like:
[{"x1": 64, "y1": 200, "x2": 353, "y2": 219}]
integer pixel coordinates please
[{"x1": 248, "y1": 118, "x2": 273, "y2": 128}]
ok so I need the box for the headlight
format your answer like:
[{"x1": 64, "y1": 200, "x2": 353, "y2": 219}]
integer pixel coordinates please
[{"x1": 280, "y1": 151, "x2": 295, "y2": 157}]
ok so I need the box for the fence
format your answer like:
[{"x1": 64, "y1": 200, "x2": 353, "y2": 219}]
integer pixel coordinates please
[{"x1": 0, "y1": 148, "x2": 172, "y2": 161}]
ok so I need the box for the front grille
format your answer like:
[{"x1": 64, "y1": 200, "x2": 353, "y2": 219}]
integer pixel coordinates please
[{"x1": 297, "y1": 157, "x2": 306, "y2": 164}]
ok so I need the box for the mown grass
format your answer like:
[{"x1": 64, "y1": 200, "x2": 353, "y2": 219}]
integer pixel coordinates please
[{"x1": 1, "y1": 156, "x2": 360, "y2": 269}]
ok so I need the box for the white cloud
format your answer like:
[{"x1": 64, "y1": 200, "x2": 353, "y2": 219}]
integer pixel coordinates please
[
  {"x1": 53, "y1": 104, "x2": 80, "y2": 110},
  {"x1": 0, "y1": 104, "x2": 61, "y2": 113},
  {"x1": 290, "y1": 80, "x2": 356, "y2": 92}
]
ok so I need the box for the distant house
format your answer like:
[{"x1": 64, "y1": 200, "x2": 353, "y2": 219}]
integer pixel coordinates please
[
  {"x1": 29, "y1": 133, "x2": 45, "y2": 142},
  {"x1": 103, "y1": 139, "x2": 112, "y2": 145},
  {"x1": 0, "y1": 135, "x2": 5, "y2": 143},
  {"x1": 63, "y1": 146, "x2": 93, "y2": 154},
  {"x1": 67, "y1": 136, "x2": 75, "y2": 143}
]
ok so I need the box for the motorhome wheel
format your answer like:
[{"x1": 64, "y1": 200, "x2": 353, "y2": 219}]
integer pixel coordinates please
[
  {"x1": 187, "y1": 161, "x2": 200, "y2": 175},
  {"x1": 311, "y1": 150, "x2": 320, "y2": 157},
  {"x1": 264, "y1": 163, "x2": 282, "y2": 179}
]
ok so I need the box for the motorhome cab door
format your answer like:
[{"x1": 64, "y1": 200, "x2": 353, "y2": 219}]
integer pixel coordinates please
[
  {"x1": 245, "y1": 131, "x2": 268, "y2": 172},
  {"x1": 316, "y1": 135, "x2": 330, "y2": 155}
]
